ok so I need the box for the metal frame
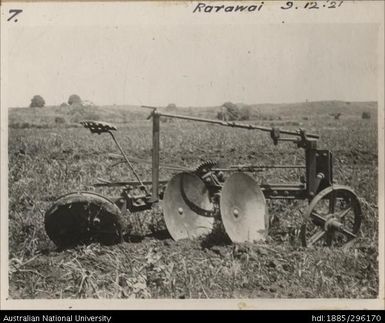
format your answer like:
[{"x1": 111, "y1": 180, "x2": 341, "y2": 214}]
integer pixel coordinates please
[
  {"x1": 147, "y1": 109, "x2": 332, "y2": 204},
  {"x1": 86, "y1": 108, "x2": 334, "y2": 212}
]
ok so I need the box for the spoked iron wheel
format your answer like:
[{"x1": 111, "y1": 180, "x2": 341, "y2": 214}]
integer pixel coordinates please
[
  {"x1": 300, "y1": 185, "x2": 362, "y2": 247},
  {"x1": 45, "y1": 192, "x2": 123, "y2": 249}
]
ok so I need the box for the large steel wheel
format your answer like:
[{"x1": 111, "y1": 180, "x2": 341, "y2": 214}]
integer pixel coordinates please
[
  {"x1": 45, "y1": 192, "x2": 123, "y2": 249},
  {"x1": 300, "y1": 185, "x2": 362, "y2": 247}
]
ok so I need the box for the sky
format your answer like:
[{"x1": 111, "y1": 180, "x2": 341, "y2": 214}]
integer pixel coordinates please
[{"x1": 5, "y1": 23, "x2": 379, "y2": 107}]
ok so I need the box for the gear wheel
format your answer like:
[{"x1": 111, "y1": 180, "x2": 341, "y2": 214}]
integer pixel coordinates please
[{"x1": 195, "y1": 160, "x2": 217, "y2": 176}]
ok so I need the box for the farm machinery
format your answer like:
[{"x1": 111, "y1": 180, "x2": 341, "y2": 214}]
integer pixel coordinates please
[{"x1": 45, "y1": 107, "x2": 363, "y2": 249}]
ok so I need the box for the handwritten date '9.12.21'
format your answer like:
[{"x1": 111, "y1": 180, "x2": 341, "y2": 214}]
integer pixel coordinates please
[{"x1": 281, "y1": 1, "x2": 344, "y2": 10}]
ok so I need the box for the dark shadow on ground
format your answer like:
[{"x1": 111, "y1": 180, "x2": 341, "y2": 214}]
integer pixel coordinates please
[
  {"x1": 200, "y1": 220, "x2": 232, "y2": 249},
  {"x1": 123, "y1": 229, "x2": 172, "y2": 243}
]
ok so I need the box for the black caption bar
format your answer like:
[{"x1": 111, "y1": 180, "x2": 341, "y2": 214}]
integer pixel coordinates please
[{"x1": 1, "y1": 310, "x2": 384, "y2": 323}]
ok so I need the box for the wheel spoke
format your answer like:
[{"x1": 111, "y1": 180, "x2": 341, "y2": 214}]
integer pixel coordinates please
[
  {"x1": 335, "y1": 207, "x2": 352, "y2": 220},
  {"x1": 329, "y1": 192, "x2": 336, "y2": 213},
  {"x1": 340, "y1": 227, "x2": 357, "y2": 239},
  {"x1": 311, "y1": 211, "x2": 327, "y2": 225},
  {"x1": 308, "y1": 230, "x2": 326, "y2": 246}
]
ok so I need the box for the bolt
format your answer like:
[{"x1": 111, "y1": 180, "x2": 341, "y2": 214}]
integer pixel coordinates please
[
  {"x1": 233, "y1": 208, "x2": 239, "y2": 218},
  {"x1": 178, "y1": 207, "x2": 184, "y2": 215}
]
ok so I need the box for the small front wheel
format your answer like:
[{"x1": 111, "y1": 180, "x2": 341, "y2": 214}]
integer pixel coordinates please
[{"x1": 300, "y1": 185, "x2": 362, "y2": 247}]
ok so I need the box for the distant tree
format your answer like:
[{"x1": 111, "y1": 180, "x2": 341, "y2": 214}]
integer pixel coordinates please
[
  {"x1": 218, "y1": 102, "x2": 241, "y2": 121},
  {"x1": 165, "y1": 103, "x2": 177, "y2": 111},
  {"x1": 362, "y1": 112, "x2": 371, "y2": 119},
  {"x1": 60, "y1": 102, "x2": 69, "y2": 108},
  {"x1": 217, "y1": 110, "x2": 226, "y2": 121},
  {"x1": 239, "y1": 106, "x2": 251, "y2": 120},
  {"x1": 30, "y1": 95, "x2": 45, "y2": 108},
  {"x1": 68, "y1": 94, "x2": 82, "y2": 106}
]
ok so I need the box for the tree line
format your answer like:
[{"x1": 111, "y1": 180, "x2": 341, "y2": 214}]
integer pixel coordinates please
[{"x1": 29, "y1": 94, "x2": 82, "y2": 108}]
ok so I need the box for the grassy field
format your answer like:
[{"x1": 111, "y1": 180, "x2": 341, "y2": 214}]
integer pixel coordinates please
[{"x1": 7, "y1": 101, "x2": 379, "y2": 299}]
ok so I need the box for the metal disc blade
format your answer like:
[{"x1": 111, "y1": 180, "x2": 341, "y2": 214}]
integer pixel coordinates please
[
  {"x1": 45, "y1": 192, "x2": 122, "y2": 249},
  {"x1": 162, "y1": 172, "x2": 214, "y2": 241},
  {"x1": 220, "y1": 172, "x2": 268, "y2": 243}
]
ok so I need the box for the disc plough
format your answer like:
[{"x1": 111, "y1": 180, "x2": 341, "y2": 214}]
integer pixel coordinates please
[{"x1": 45, "y1": 108, "x2": 362, "y2": 249}]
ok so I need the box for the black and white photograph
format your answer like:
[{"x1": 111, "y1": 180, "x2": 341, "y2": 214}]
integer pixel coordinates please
[{"x1": 1, "y1": 0, "x2": 384, "y2": 310}]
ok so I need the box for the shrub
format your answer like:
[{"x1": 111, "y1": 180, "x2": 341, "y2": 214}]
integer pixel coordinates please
[
  {"x1": 239, "y1": 106, "x2": 251, "y2": 120},
  {"x1": 362, "y1": 112, "x2": 371, "y2": 119},
  {"x1": 9, "y1": 122, "x2": 31, "y2": 129},
  {"x1": 165, "y1": 103, "x2": 177, "y2": 111},
  {"x1": 55, "y1": 117, "x2": 66, "y2": 124},
  {"x1": 217, "y1": 111, "x2": 226, "y2": 121},
  {"x1": 68, "y1": 94, "x2": 82, "y2": 106},
  {"x1": 218, "y1": 102, "x2": 244, "y2": 121},
  {"x1": 223, "y1": 102, "x2": 240, "y2": 121},
  {"x1": 29, "y1": 95, "x2": 45, "y2": 108}
]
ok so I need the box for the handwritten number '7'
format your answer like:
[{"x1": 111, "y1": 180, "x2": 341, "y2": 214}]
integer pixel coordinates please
[{"x1": 8, "y1": 9, "x2": 23, "y2": 22}]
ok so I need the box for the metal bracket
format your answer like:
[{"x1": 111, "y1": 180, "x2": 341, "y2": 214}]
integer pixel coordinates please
[{"x1": 270, "y1": 127, "x2": 280, "y2": 145}]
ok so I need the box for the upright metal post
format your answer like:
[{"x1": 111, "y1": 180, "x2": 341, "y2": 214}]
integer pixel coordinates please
[
  {"x1": 152, "y1": 112, "x2": 160, "y2": 202},
  {"x1": 305, "y1": 140, "x2": 318, "y2": 200}
]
